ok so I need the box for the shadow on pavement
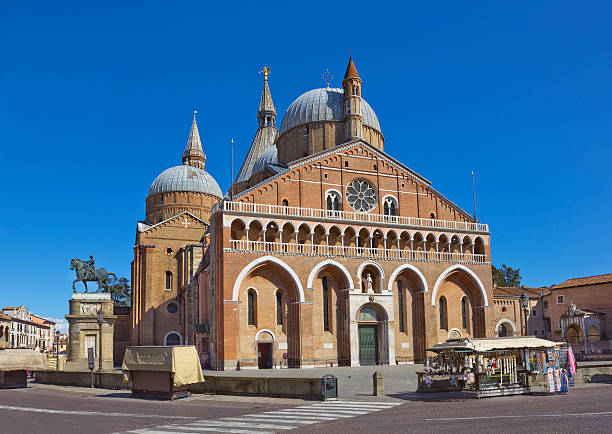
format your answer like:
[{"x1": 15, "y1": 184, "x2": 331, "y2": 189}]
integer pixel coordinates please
[
  {"x1": 96, "y1": 392, "x2": 132, "y2": 399},
  {"x1": 387, "y1": 391, "x2": 477, "y2": 402}
]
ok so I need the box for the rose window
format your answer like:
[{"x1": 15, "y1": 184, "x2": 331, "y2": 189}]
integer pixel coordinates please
[{"x1": 346, "y1": 179, "x2": 378, "y2": 212}]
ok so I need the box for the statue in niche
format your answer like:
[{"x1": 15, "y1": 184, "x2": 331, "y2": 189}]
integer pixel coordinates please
[{"x1": 366, "y1": 273, "x2": 374, "y2": 294}]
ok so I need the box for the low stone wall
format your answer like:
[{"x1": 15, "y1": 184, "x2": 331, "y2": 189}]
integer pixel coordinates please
[
  {"x1": 577, "y1": 361, "x2": 612, "y2": 383},
  {"x1": 192, "y1": 376, "x2": 321, "y2": 399},
  {"x1": 34, "y1": 370, "x2": 323, "y2": 399},
  {"x1": 35, "y1": 370, "x2": 126, "y2": 389}
]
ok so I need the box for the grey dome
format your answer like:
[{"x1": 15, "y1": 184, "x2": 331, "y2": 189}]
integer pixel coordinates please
[
  {"x1": 149, "y1": 165, "x2": 223, "y2": 198},
  {"x1": 252, "y1": 145, "x2": 278, "y2": 174},
  {"x1": 279, "y1": 88, "x2": 381, "y2": 135}
]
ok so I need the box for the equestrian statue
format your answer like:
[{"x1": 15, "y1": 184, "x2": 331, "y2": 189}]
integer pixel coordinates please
[{"x1": 70, "y1": 255, "x2": 117, "y2": 293}]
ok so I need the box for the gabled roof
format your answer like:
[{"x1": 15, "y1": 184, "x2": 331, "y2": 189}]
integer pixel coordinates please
[
  {"x1": 551, "y1": 273, "x2": 612, "y2": 290},
  {"x1": 138, "y1": 211, "x2": 208, "y2": 233},
  {"x1": 234, "y1": 139, "x2": 477, "y2": 222}
]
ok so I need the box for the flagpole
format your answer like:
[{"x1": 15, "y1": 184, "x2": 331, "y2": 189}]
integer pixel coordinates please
[
  {"x1": 230, "y1": 138, "x2": 234, "y2": 200},
  {"x1": 472, "y1": 170, "x2": 477, "y2": 221}
]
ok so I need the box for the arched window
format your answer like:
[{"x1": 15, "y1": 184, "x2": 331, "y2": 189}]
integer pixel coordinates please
[
  {"x1": 430, "y1": 212, "x2": 436, "y2": 220},
  {"x1": 461, "y1": 297, "x2": 468, "y2": 329},
  {"x1": 439, "y1": 297, "x2": 448, "y2": 330},
  {"x1": 397, "y1": 280, "x2": 405, "y2": 332},
  {"x1": 165, "y1": 271, "x2": 172, "y2": 291},
  {"x1": 383, "y1": 196, "x2": 397, "y2": 218},
  {"x1": 282, "y1": 199, "x2": 289, "y2": 207},
  {"x1": 322, "y1": 276, "x2": 329, "y2": 331},
  {"x1": 247, "y1": 290, "x2": 256, "y2": 326},
  {"x1": 326, "y1": 191, "x2": 340, "y2": 212},
  {"x1": 276, "y1": 291, "x2": 283, "y2": 326},
  {"x1": 165, "y1": 332, "x2": 181, "y2": 346}
]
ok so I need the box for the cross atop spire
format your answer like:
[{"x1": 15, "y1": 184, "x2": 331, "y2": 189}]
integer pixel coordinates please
[
  {"x1": 323, "y1": 69, "x2": 334, "y2": 88},
  {"x1": 182, "y1": 110, "x2": 206, "y2": 170}
]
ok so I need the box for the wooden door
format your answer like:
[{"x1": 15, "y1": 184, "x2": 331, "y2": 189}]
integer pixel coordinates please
[{"x1": 258, "y1": 343, "x2": 271, "y2": 369}]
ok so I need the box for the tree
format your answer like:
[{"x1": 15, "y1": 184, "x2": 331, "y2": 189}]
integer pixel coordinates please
[
  {"x1": 492, "y1": 264, "x2": 522, "y2": 287},
  {"x1": 103, "y1": 277, "x2": 131, "y2": 307}
]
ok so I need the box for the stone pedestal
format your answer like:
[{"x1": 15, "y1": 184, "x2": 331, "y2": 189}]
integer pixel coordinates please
[{"x1": 65, "y1": 293, "x2": 115, "y2": 371}]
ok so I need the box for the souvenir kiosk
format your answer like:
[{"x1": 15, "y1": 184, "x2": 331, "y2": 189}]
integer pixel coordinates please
[
  {"x1": 418, "y1": 336, "x2": 564, "y2": 397},
  {"x1": 0, "y1": 349, "x2": 48, "y2": 389},
  {"x1": 122, "y1": 346, "x2": 204, "y2": 400}
]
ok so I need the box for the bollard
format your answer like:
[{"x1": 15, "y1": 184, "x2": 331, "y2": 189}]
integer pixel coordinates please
[{"x1": 373, "y1": 371, "x2": 384, "y2": 396}]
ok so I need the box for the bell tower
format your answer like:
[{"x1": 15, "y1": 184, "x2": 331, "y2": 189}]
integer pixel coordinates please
[{"x1": 343, "y1": 56, "x2": 363, "y2": 141}]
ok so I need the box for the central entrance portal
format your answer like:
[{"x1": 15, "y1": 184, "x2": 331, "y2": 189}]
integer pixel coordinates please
[{"x1": 358, "y1": 325, "x2": 378, "y2": 365}]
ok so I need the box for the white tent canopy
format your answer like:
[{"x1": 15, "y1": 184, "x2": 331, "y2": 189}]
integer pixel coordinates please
[{"x1": 429, "y1": 336, "x2": 560, "y2": 353}]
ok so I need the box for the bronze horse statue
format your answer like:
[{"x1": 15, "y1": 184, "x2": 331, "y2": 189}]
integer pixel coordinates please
[{"x1": 70, "y1": 258, "x2": 117, "y2": 293}]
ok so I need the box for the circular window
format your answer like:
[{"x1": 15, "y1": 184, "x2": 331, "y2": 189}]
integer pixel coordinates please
[
  {"x1": 346, "y1": 179, "x2": 377, "y2": 213},
  {"x1": 501, "y1": 306, "x2": 507, "y2": 313},
  {"x1": 167, "y1": 303, "x2": 178, "y2": 314}
]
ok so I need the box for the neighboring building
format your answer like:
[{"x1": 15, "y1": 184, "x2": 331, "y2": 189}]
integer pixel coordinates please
[
  {"x1": 131, "y1": 57, "x2": 496, "y2": 369},
  {"x1": 0, "y1": 312, "x2": 11, "y2": 349},
  {"x1": 2, "y1": 306, "x2": 56, "y2": 351},
  {"x1": 546, "y1": 273, "x2": 612, "y2": 355},
  {"x1": 493, "y1": 286, "x2": 550, "y2": 338}
]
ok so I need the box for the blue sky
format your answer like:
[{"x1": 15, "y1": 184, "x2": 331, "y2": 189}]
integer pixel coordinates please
[{"x1": 1, "y1": 2, "x2": 610, "y2": 326}]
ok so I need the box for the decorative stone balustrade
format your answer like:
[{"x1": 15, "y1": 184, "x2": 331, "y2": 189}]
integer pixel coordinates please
[
  {"x1": 226, "y1": 240, "x2": 489, "y2": 265},
  {"x1": 218, "y1": 201, "x2": 489, "y2": 233}
]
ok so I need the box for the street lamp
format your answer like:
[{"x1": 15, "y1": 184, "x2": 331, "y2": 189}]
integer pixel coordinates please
[
  {"x1": 97, "y1": 307, "x2": 104, "y2": 372},
  {"x1": 54, "y1": 330, "x2": 60, "y2": 371},
  {"x1": 520, "y1": 291, "x2": 529, "y2": 336}
]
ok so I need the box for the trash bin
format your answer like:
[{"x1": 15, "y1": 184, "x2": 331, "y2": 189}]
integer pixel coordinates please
[{"x1": 321, "y1": 374, "x2": 338, "y2": 401}]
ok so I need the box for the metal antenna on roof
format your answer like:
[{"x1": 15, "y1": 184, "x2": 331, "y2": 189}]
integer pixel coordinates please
[{"x1": 323, "y1": 69, "x2": 334, "y2": 88}]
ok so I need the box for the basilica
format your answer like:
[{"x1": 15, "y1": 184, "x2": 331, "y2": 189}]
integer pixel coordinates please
[{"x1": 130, "y1": 57, "x2": 494, "y2": 370}]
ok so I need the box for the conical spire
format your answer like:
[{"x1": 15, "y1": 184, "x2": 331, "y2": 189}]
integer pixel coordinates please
[
  {"x1": 258, "y1": 66, "x2": 276, "y2": 115},
  {"x1": 233, "y1": 68, "x2": 278, "y2": 191},
  {"x1": 182, "y1": 110, "x2": 206, "y2": 170},
  {"x1": 344, "y1": 56, "x2": 360, "y2": 80}
]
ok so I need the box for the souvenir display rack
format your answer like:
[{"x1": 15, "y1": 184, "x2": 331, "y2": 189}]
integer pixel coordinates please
[{"x1": 417, "y1": 336, "x2": 564, "y2": 398}]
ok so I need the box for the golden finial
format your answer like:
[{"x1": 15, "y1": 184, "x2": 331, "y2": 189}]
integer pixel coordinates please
[{"x1": 259, "y1": 66, "x2": 271, "y2": 80}]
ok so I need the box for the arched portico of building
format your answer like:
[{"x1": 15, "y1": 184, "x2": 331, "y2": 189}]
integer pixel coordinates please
[
  {"x1": 388, "y1": 264, "x2": 428, "y2": 363},
  {"x1": 308, "y1": 259, "x2": 354, "y2": 366},
  {"x1": 495, "y1": 319, "x2": 517, "y2": 337},
  {"x1": 431, "y1": 265, "x2": 489, "y2": 340},
  {"x1": 232, "y1": 256, "x2": 303, "y2": 368}
]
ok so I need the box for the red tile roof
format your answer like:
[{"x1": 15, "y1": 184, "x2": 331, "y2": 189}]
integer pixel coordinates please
[
  {"x1": 552, "y1": 273, "x2": 612, "y2": 289},
  {"x1": 493, "y1": 286, "x2": 549, "y2": 298}
]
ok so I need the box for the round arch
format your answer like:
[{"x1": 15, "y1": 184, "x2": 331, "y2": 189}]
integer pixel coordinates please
[
  {"x1": 357, "y1": 261, "x2": 385, "y2": 292},
  {"x1": 387, "y1": 264, "x2": 429, "y2": 293},
  {"x1": 254, "y1": 328, "x2": 276, "y2": 342},
  {"x1": 307, "y1": 259, "x2": 355, "y2": 289},
  {"x1": 495, "y1": 319, "x2": 517, "y2": 336},
  {"x1": 231, "y1": 256, "x2": 305, "y2": 302},
  {"x1": 246, "y1": 218, "x2": 264, "y2": 229},
  {"x1": 164, "y1": 331, "x2": 182, "y2": 346},
  {"x1": 431, "y1": 264, "x2": 489, "y2": 307}
]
